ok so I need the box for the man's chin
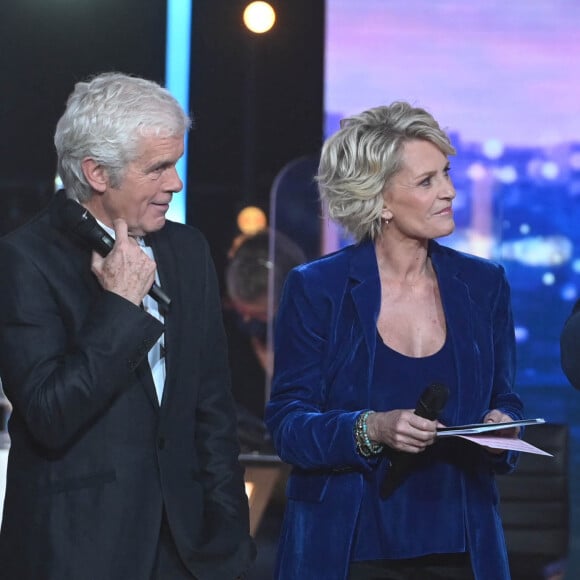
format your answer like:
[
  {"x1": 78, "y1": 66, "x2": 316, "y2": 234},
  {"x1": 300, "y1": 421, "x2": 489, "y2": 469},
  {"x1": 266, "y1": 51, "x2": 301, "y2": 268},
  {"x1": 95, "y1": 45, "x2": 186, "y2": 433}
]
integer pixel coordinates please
[{"x1": 142, "y1": 217, "x2": 167, "y2": 234}]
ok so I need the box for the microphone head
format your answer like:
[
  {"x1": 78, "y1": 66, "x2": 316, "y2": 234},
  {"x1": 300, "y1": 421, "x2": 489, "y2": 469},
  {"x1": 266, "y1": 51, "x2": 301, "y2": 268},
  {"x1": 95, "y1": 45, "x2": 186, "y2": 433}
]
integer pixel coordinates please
[{"x1": 415, "y1": 382, "x2": 449, "y2": 420}]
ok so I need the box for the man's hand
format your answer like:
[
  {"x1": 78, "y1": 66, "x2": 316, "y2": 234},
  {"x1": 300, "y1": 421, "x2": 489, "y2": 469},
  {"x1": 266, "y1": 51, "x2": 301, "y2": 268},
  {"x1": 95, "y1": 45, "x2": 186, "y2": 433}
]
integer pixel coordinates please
[{"x1": 91, "y1": 219, "x2": 156, "y2": 305}]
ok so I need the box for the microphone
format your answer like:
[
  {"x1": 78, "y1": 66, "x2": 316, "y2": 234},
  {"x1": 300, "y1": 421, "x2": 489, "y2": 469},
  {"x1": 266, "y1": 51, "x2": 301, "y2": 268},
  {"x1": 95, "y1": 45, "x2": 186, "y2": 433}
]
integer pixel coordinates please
[
  {"x1": 61, "y1": 198, "x2": 171, "y2": 309},
  {"x1": 380, "y1": 382, "x2": 449, "y2": 499}
]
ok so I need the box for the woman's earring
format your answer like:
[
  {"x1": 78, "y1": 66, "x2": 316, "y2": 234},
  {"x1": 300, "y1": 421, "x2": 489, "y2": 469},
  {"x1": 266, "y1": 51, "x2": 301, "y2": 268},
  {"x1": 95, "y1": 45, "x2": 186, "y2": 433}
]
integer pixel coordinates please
[{"x1": 381, "y1": 208, "x2": 392, "y2": 226}]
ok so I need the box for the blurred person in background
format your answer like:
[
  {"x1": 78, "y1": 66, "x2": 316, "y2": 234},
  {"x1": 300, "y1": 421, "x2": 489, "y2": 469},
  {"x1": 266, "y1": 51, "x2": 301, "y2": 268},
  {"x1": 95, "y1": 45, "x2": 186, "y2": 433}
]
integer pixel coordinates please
[
  {"x1": 224, "y1": 229, "x2": 306, "y2": 421},
  {"x1": 560, "y1": 299, "x2": 580, "y2": 389}
]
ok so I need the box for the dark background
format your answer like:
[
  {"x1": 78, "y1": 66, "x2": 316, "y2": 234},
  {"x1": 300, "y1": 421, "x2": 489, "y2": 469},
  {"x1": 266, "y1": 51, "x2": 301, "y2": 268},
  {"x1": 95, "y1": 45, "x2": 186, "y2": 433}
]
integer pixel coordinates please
[{"x1": 188, "y1": 0, "x2": 324, "y2": 284}]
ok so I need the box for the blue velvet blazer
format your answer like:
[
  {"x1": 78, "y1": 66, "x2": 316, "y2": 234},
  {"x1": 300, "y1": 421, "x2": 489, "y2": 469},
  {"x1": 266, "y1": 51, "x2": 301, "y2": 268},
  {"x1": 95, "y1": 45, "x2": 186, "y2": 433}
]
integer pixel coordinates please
[{"x1": 265, "y1": 239, "x2": 524, "y2": 580}]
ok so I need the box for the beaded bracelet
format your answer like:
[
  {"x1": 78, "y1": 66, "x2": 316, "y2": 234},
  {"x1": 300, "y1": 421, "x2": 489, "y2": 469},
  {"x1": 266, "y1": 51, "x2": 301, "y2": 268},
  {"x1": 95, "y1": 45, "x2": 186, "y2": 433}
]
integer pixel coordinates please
[{"x1": 354, "y1": 410, "x2": 384, "y2": 457}]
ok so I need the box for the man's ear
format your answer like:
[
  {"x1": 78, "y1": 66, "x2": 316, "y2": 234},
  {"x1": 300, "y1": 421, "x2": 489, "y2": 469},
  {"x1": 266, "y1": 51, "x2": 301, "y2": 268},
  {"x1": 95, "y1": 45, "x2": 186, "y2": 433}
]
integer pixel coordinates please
[{"x1": 81, "y1": 158, "x2": 109, "y2": 193}]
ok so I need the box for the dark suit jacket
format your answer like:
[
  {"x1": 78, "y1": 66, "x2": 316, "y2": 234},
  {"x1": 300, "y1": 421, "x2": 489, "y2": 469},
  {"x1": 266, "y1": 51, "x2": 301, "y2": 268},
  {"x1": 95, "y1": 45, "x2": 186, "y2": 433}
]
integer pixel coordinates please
[
  {"x1": 560, "y1": 299, "x2": 580, "y2": 389},
  {"x1": 0, "y1": 191, "x2": 255, "y2": 579},
  {"x1": 265, "y1": 239, "x2": 523, "y2": 580}
]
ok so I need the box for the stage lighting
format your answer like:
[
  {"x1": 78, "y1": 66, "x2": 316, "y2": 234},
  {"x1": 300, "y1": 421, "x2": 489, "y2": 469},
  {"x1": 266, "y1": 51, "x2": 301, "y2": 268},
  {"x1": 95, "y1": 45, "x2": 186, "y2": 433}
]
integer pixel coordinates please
[
  {"x1": 241, "y1": 454, "x2": 286, "y2": 536},
  {"x1": 243, "y1": 1, "x2": 276, "y2": 34},
  {"x1": 237, "y1": 206, "x2": 268, "y2": 235}
]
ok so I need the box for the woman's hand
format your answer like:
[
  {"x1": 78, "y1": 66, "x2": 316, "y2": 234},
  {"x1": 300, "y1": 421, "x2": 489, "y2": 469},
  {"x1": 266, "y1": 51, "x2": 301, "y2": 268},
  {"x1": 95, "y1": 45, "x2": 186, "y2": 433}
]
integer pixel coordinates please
[
  {"x1": 366, "y1": 409, "x2": 440, "y2": 453},
  {"x1": 482, "y1": 409, "x2": 520, "y2": 455}
]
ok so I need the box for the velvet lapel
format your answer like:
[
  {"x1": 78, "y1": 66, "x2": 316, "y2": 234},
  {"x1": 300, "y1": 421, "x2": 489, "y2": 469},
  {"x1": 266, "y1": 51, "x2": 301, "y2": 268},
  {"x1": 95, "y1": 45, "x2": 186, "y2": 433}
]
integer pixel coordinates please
[
  {"x1": 348, "y1": 240, "x2": 381, "y2": 391},
  {"x1": 430, "y1": 241, "x2": 478, "y2": 424},
  {"x1": 145, "y1": 228, "x2": 178, "y2": 410}
]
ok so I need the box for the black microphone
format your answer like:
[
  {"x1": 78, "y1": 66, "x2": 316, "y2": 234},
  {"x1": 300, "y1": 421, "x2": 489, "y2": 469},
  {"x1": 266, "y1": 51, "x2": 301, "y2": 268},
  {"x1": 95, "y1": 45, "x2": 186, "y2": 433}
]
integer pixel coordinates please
[
  {"x1": 61, "y1": 198, "x2": 171, "y2": 309},
  {"x1": 380, "y1": 382, "x2": 449, "y2": 499}
]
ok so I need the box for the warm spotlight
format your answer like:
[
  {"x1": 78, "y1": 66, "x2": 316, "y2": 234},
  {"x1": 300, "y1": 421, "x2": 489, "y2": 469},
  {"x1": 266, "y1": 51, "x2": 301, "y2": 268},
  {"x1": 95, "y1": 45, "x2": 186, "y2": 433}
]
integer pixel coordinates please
[
  {"x1": 243, "y1": 1, "x2": 276, "y2": 34},
  {"x1": 237, "y1": 206, "x2": 268, "y2": 235},
  {"x1": 244, "y1": 480, "x2": 255, "y2": 502}
]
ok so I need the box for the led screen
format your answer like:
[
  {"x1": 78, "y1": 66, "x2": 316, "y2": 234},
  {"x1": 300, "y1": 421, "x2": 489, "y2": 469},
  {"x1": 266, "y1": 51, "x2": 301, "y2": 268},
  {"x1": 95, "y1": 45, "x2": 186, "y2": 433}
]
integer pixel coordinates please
[{"x1": 323, "y1": 2, "x2": 580, "y2": 567}]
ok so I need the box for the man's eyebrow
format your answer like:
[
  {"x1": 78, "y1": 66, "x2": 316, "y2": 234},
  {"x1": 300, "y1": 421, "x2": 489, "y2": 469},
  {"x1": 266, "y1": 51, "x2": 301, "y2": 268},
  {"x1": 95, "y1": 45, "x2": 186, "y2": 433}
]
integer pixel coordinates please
[{"x1": 146, "y1": 159, "x2": 174, "y2": 172}]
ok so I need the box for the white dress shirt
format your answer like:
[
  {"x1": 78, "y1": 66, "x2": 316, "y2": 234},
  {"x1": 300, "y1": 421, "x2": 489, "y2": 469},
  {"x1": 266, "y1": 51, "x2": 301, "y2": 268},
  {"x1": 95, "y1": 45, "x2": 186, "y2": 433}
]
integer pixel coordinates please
[{"x1": 99, "y1": 222, "x2": 166, "y2": 404}]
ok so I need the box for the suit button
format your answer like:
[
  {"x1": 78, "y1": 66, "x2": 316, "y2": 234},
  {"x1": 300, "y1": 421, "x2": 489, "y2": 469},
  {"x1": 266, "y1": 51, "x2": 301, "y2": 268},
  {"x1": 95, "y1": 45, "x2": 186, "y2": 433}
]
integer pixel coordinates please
[{"x1": 158, "y1": 437, "x2": 165, "y2": 450}]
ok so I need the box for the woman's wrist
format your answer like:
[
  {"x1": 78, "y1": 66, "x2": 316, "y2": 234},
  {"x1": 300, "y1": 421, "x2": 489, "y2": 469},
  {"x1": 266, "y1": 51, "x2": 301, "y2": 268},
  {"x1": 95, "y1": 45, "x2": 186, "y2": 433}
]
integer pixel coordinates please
[{"x1": 354, "y1": 410, "x2": 383, "y2": 457}]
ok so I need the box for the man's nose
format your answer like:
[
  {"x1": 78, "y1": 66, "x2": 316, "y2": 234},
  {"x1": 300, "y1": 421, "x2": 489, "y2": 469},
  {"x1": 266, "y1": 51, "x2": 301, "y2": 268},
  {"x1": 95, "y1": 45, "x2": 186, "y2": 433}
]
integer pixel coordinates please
[{"x1": 165, "y1": 167, "x2": 183, "y2": 193}]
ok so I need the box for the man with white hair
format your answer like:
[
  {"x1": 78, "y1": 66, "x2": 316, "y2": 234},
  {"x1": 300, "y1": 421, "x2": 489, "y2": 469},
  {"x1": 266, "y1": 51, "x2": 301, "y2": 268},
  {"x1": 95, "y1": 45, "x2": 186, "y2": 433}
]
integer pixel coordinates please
[{"x1": 0, "y1": 72, "x2": 255, "y2": 580}]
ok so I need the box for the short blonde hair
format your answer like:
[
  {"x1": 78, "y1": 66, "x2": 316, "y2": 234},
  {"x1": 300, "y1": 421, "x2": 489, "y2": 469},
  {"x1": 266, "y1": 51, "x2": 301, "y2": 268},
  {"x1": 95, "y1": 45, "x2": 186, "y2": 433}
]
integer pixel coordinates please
[{"x1": 317, "y1": 102, "x2": 455, "y2": 242}]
